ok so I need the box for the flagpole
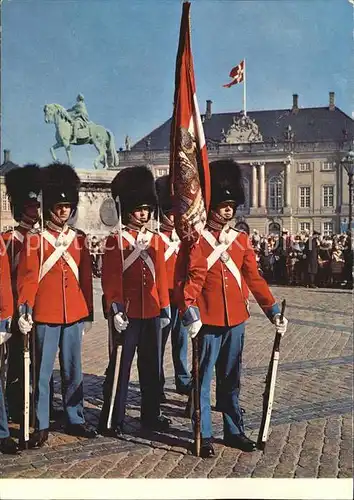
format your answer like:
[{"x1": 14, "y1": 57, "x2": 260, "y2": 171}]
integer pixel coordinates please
[{"x1": 243, "y1": 58, "x2": 247, "y2": 116}]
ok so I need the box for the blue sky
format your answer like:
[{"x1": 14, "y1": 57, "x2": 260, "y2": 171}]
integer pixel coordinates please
[{"x1": 2, "y1": 0, "x2": 353, "y2": 169}]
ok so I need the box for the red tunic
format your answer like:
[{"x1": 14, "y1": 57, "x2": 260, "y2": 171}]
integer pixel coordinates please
[
  {"x1": 2, "y1": 226, "x2": 30, "y2": 299},
  {"x1": 16, "y1": 226, "x2": 93, "y2": 324},
  {"x1": 159, "y1": 229, "x2": 180, "y2": 303},
  {"x1": 0, "y1": 235, "x2": 14, "y2": 320},
  {"x1": 102, "y1": 228, "x2": 170, "y2": 319},
  {"x1": 175, "y1": 228, "x2": 278, "y2": 327}
]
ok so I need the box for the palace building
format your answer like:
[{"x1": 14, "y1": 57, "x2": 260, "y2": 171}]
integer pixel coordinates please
[{"x1": 118, "y1": 92, "x2": 354, "y2": 235}]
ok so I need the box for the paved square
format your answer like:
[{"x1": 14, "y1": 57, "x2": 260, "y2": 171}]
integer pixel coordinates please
[{"x1": 1, "y1": 283, "x2": 352, "y2": 479}]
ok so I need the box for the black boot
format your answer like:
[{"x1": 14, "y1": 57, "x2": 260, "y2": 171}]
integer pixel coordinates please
[
  {"x1": 141, "y1": 415, "x2": 171, "y2": 432},
  {"x1": 97, "y1": 423, "x2": 123, "y2": 438},
  {"x1": 200, "y1": 438, "x2": 215, "y2": 458},
  {"x1": 0, "y1": 436, "x2": 21, "y2": 455},
  {"x1": 65, "y1": 423, "x2": 98, "y2": 439},
  {"x1": 26, "y1": 429, "x2": 49, "y2": 449},
  {"x1": 224, "y1": 433, "x2": 257, "y2": 452}
]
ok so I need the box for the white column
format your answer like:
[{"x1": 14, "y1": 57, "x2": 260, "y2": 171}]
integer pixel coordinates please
[
  {"x1": 251, "y1": 163, "x2": 258, "y2": 208},
  {"x1": 284, "y1": 158, "x2": 291, "y2": 207},
  {"x1": 259, "y1": 162, "x2": 266, "y2": 208}
]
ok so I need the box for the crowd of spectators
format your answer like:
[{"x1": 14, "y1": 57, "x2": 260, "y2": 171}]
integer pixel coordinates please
[
  {"x1": 251, "y1": 229, "x2": 353, "y2": 289},
  {"x1": 87, "y1": 230, "x2": 353, "y2": 289},
  {"x1": 87, "y1": 234, "x2": 105, "y2": 277}
]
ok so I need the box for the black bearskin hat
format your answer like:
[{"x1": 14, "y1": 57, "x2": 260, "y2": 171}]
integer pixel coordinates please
[
  {"x1": 41, "y1": 163, "x2": 81, "y2": 219},
  {"x1": 209, "y1": 159, "x2": 245, "y2": 208},
  {"x1": 5, "y1": 164, "x2": 42, "y2": 222},
  {"x1": 111, "y1": 166, "x2": 157, "y2": 217},
  {"x1": 155, "y1": 175, "x2": 172, "y2": 214}
]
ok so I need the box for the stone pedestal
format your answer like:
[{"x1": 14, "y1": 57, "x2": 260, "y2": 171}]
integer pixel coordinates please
[{"x1": 70, "y1": 169, "x2": 119, "y2": 235}]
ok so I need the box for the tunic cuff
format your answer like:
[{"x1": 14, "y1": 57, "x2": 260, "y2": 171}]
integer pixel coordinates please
[
  {"x1": 182, "y1": 306, "x2": 201, "y2": 326},
  {"x1": 265, "y1": 303, "x2": 281, "y2": 322},
  {"x1": 18, "y1": 303, "x2": 33, "y2": 317},
  {"x1": 0, "y1": 319, "x2": 10, "y2": 333},
  {"x1": 111, "y1": 302, "x2": 125, "y2": 316}
]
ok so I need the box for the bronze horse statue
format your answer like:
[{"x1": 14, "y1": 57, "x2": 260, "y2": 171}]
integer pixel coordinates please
[{"x1": 44, "y1": 103, "x2": 119, "y2": 169}]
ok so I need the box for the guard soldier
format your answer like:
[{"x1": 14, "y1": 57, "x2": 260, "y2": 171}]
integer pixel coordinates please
[
  {"x1": 99, "y1": 166, "x2": 171, "y2": 436},
  {"x1": 155, "y1": 175, "x2": 190, "y2": 401},
  {"x1": 175, "y1": 159, "x2": 288, "y2": 458},
  {"x1": 0, "y1": 235, "x2": 20, "y2": 454},
  {"x1": 3, "y1": 164, "x2": 42, "y2": 423},
  {"x1": 16, "y1": 163, "x2": 96, "y2": 448}
]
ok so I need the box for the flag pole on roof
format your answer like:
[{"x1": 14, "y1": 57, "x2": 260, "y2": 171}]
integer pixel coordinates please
[{"x1": 169, "y1": 0, "x2": 211, "y2": 246}]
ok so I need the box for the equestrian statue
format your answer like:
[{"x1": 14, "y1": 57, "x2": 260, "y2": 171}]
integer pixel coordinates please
[{"x1": 44, "y1": 94, "x2": 119, "y2": 169}]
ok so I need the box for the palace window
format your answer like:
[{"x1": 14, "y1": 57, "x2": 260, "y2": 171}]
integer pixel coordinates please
[
  {"x1": 1, "y1": 193, "x2": 11, "y2": 212},
  {"x1": 322, "y1": 162, "x2": 335, "y2": 171},
  {"x1": 323, "y1": 221, "x2": 334, "y2": 236},
  {"x1": 299, "y1": 221, "x2": 311, "y2": 233},
  {"x1": 237, "y1": 177, "x2": 250, "y2": 212},
  {"x1": 268, "y1": 176, "x2": 283, "y2": 210},
  {"x1": 322, "y1": 185, "x2": 334, "y2": 208},
  {"x1": 155, "y1": 168, "x2": 168, "y2": 177},
  {"x1": 298, "y1": 162, "x2": 311, "y2": 172},
  {"x1": 299, "y1": 186, "x2": 311, "y2": 208}
]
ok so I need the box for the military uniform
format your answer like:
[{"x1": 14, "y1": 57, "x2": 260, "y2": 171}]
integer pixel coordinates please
[
  {"x1": 0, "y1": 235, "x2": 19, "y2": 454},
  {"x1": 175, "y1": 160, "x2": 284, "y2": 457},
  {"x1": 3, "y1": 164, "x2": 42, "y2": 422},
  {"x1": 17, "y1": 163, "x2": 96, "y2": 447},
  {"x1": 99, "y1": 166, "x2": 171, "y2": 435},
  {"x1": 155, "y1": 176, "x2": 190, "y2": 398}
]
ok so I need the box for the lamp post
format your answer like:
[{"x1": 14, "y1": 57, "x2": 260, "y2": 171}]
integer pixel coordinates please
[{"x1": 341, "y1": 146, "x2": 354, "y2": 233}]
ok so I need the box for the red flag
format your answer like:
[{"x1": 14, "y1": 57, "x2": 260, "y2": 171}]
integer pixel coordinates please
[
  {"x1": 170, "y1": 1, "x2": 211, "y2": 245},
  {"x1": 223, "y1": 60, "x2": 245, "y2": 88}
]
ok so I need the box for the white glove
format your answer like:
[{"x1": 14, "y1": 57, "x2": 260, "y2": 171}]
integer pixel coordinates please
[
  {"x1": 82, "y1": 321, "x2": 93, "y2": 336},
  {"x1": 274, "y1": 314, "x2": 288, "y2": 336},
  {"x1": 160, "y1": 317, "x2": 170, "y2": 329},
  {"x1": 0, "y1": 331, "x2": 12, "y2": 345},
  {"x1": 113, "y1": 312, "x2": 129, "y2": 333},
  {"x1": 186, "y1": 319, "x2": 203, "y2": 339},
  {"x1": 18, "y1": 314, "x2": 33, "y2": 335}
]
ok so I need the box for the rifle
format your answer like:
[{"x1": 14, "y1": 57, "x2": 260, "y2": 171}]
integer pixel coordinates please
[
  {"x1": 0, "y1": 342, "x2": 9, "y2": 392},
  {"x1": 191, "y1": 335, "x2": 201, "y2": 457},
  {"x1": 106, "y1": 299, "x2": 130, "y2": 430},
  {"x1": 21, "y1": 302, "x2": 31, "y2": 449},
  {"x1": 30, "y1": 319, "x2": 36, "y2": 429},
  {"x1": 257, "y1": 299, "x2": 286, "y2": 451}
]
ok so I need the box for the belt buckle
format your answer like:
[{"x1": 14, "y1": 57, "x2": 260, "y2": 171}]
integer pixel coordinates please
[{"x1": 220, "y1": 251, "x2": 230, "y2": 263}]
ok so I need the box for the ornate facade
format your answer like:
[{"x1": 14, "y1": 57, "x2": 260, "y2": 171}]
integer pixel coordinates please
[
  {"x1": 119, "y1": 93, "x2": 354, "y2": 235},
  {"x1": 1, "y1": 92, "x2": 353, "y2": 236}
]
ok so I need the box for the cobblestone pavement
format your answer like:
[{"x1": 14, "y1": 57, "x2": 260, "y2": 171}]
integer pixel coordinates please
[{"x1": 1, "y1": 283, "x2": 352, "y2": 479}]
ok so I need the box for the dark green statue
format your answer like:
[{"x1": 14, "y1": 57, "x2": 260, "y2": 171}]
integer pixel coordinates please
[{"x1": 44, "y1": 95, "x2": 119, "y2": 169}]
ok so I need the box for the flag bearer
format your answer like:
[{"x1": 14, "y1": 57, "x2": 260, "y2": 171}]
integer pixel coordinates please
[
  {"x1": 99, "y1": 166, "x2": 171, "y2": 436},
  {"x1": 155, "y1": 175, "x2": 190, "y2": 401},
  {"x1": 16, "y1": 163, "x2": 96, "y2": 448},
  {"x1": 175, "y1": 159, "x2": 288, "y2": 458},
  {"x1": 3, "y1": 164, "x2": 42, "y2": 423},
  {"x1": 0, "y1": 235, "x2": 20, "y2": 454}
]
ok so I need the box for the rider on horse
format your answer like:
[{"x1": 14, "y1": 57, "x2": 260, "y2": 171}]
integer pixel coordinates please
[{"x1": 67, "y1": 94, "x2": 90, "y2": 143}]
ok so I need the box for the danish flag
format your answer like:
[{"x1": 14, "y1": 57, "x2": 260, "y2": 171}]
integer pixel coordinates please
[
  {"x1": 223, "y1": 60, "x2": 245, "y2": 88},
  {"x1": 170, "y1": 1, "x2": 211, "y2": 245}
]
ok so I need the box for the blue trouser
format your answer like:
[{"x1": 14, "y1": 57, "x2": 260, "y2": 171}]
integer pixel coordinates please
[
  {"x1": 197, "y1": 323, "x2": 245, "y2": 440},
  {"x1": 35, "y1": 322, "x2": 85, "y2": 431},
  {"x1": 0, "y1": 375, "x2": 10, "y2": 439},
  {"x1": 160, "y1": 306, "x2": 190, "y2": 393},
  {"x1": 109, "y1": 317, "x2": 161, "y2": 426}
]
